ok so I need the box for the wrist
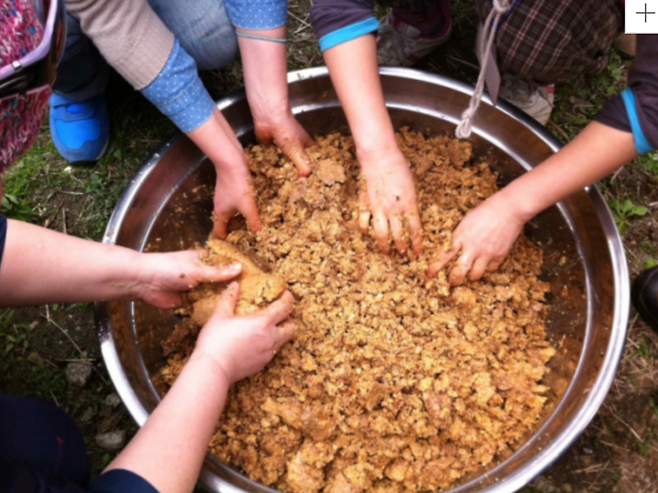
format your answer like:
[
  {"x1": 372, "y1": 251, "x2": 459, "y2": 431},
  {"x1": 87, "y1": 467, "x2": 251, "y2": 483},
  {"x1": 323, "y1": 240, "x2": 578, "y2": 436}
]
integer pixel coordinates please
[
  {"x1": 251, "y1": 101, "x2": 292, "y2": 128},
  {"x1": 356, "y1": 144, "x2": 408, "y2": 176},
  {"x1": 351, "y1": 120, "x2": 398, "y2": 163},
  {"x1": 356, "y1": 141, "x2": 403, "y2": 170},
  {"x1": 212, "y1": 152, "x2": 245, "y2": 173},
  {"x1": 107, "y1": 248, "x2": 150, "y2": 301},
  {"x1": 188, "y1": 349, "x2": 234, "y2": 385},
  {"x1": 128, "y1": 251, "x2": 156, "y2": 301},
  {"x1": 490, "y1": 186, "x2": 536, "y2": 224},
  {"x1": 188, "y1": 109, "x2": 244, "y2": 170},
  {"x1": 205, "y1": 138, "x2": 247, "y2": 174}
]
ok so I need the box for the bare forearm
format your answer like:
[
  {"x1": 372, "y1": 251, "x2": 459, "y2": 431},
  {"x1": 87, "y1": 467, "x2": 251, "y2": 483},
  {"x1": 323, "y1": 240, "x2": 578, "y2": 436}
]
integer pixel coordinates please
[
  {"x1": 187, "y1": 108, "x2": 244, "y2": 168},
  {"x1": 238, "y1": 26, "x2": 289, "y2": 120},
  {"x1": 0, "y1": 220, "x2": 141, "y2": 306},
  {"x1": 323, "y1": 35, "x2": 397, "y2": 160},
  {"x1": 105, "y1": 353, "x2": 229, "y2": 493},
  {"x1": 500, "y1": 121, "x2": 638, "y2": 220}
]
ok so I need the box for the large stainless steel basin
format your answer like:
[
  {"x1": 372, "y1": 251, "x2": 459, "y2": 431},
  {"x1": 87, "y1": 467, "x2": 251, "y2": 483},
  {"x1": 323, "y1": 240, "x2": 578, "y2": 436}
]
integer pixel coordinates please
[{"x1": 96, "y1": 67, "x2": 629, "y2": 493}]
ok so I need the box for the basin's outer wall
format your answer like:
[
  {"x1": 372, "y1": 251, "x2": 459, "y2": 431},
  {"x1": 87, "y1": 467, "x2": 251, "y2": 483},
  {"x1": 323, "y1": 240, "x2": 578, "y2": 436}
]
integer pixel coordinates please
[{"x1": 96, "y1": 68, "x2": 628, "y2": 493}]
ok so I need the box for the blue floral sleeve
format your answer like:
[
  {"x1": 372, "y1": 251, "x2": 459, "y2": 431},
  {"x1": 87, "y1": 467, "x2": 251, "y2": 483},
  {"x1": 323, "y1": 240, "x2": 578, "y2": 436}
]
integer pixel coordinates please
[
  {"x1": 225, "y1": 0, "x2": 287, "y2": 30},
  {"x1": 141, "y1": 40, "x2": 216, "y2": 133}
]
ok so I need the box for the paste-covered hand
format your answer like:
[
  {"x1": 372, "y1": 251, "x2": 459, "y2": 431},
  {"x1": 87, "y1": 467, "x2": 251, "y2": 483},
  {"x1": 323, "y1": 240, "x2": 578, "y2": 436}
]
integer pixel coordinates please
[
  {"x1": 428, "y1": 193, "x2": 525, "y2": 284},
  {"x1": 359, "y1": 149, "x2": 423, "y2": 256},
  {"x1": 255, "y1": 112, "x2": 315, "y2": 177},
  {"x1": 194, "y1": 282, "x2": 296, "y2": 384},
  {"x1": 135, "y1": 250, "x2": 242, "y2": 308},
  {"x1": 212, "y1": 154, "x2": 262, "y2": 238}
]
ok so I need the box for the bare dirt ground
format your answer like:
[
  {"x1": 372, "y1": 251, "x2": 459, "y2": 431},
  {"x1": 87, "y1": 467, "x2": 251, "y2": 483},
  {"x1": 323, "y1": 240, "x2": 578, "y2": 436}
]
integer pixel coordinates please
[{"x1": 2, "y1": 1, "x2": 658, "y2": 492}]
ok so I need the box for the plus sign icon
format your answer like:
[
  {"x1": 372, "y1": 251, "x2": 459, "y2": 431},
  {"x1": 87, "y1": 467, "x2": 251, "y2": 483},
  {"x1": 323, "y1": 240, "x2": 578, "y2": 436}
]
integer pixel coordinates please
[{"x1": 626, "y1": 0, "x2": 658, "y2": 33}]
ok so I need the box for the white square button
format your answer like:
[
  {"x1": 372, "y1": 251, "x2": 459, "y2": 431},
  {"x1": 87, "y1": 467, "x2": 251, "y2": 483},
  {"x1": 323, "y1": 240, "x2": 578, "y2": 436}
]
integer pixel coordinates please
[{"x1": 626, "y1": 0, "x2": 658, "y2": 33}]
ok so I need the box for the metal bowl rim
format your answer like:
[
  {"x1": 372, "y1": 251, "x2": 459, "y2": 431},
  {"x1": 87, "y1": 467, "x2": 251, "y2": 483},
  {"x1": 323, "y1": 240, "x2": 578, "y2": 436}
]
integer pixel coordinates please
[{"x1": 96, "y1": 67, "x2": 629, "y2": 493}]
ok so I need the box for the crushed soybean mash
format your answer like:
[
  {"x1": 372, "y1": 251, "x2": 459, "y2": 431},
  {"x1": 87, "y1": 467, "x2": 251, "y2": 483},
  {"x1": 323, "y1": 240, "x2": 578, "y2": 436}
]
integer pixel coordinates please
[{"x1": 160, "y1": 129, "x2": 555, "y2": 493}]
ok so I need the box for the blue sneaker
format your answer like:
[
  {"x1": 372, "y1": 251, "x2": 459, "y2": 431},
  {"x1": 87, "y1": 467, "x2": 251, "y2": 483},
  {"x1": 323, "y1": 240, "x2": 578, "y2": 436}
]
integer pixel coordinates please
[{"x1": 49, "y1": 93, "x2": 110, "y2": 165}]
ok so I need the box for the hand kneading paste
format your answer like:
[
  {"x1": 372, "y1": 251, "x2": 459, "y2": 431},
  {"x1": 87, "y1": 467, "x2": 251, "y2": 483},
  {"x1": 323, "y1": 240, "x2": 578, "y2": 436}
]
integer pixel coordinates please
[{"x1": 160, "y1": 129, "x2": 555, "y2": 493}]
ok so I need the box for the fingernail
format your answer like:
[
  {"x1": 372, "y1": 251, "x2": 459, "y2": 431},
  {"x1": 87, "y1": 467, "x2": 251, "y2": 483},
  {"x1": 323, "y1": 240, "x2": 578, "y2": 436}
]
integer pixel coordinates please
[
  {"x1": 229, "y1": 281, "x2": 239, "y2": 289},
  {"x1": 227, "y1": 263, "x2": 242, "y2": 271}
]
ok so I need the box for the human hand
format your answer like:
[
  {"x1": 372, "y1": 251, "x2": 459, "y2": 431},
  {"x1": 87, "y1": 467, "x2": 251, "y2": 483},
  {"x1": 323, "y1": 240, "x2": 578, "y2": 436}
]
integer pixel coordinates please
[
  {"x1": 134, "y1": 250, "x2": 242, "y2": 309},
  {"x1": 358, "y1": 148, "x2": 423, "y2": 255},
  {"x1": 428, "y1": 192, "x2": 526, "y2": 285},
  {"x1": 212, "y1": 154, "x2": 262, "y2": 238},
  {"x1": 185, "y1": 108, "x2": 262, "y2": 239},
  {"x1": 254, "y1": 111, "x2": 315, "y2": 177},
  {"x1": 193, "y1": 283, "x2": 296, "y2": 384}
]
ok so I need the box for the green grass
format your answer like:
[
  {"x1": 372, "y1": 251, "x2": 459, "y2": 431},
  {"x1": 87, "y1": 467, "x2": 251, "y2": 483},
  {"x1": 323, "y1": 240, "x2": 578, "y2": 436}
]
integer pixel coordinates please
[
  {"x1": 0, "y1": 308, "x2": 68, "y2": 401},
  {"x1": 636, "y1": 150, "x2": 658, "y2": 175},
  {"x1": 608, "y1": 198, "x2": 649, "y2": 235},
  {"x1": 4, "y1": 140, "x2": 135, "y2": 239},
  {"x1": 551, "y1": 51, "x2": 628, "y2": 142},
  {"x1": 634, "y1": 336, "x2": 657, "y2": 359},
  {"x1": 0, "y1": 193, "x2": 38, "y2": 221},
  {"x1": 3, "y1": 86, "x2": 173, "y2": 239},
  {"x1": 0, "y1": 309, "x2": 31, "y2": 355},
  {"x1": 637, "y1": 428, "x2": 658, "y2": 457}
]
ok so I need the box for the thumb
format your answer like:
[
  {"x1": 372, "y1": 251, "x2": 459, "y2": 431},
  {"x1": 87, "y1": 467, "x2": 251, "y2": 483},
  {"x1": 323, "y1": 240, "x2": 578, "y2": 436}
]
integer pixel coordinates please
[
  {"x1": 213, "y1": 282, "x2": 240, "y2": 317},
  {"x1": 260, "y1": 290, "x2": 294, "y2": 325},
  {"x1": 196, "y1": 261, "x2": 243, "y2": 283}
]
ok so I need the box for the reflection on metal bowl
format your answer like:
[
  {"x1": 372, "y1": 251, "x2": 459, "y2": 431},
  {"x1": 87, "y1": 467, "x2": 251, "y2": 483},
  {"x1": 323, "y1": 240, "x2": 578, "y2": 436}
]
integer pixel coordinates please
[{"x1": 96, "y1": 67, "x2": 629, "y2": 493}]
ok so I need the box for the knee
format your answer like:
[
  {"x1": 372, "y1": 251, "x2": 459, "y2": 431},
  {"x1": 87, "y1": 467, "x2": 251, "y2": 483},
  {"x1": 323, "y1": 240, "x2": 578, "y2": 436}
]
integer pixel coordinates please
[{"x1": 181, "y1": 22, "x2": 238, "y2": 70}]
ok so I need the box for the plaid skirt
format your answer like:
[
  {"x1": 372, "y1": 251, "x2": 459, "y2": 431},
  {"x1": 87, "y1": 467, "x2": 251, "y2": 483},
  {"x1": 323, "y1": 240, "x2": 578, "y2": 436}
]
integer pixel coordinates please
[
  {"x1": 474, "y1": 0, "x2": 623, "y2": 83},
  {"x1": 378, "y1": 0, "x2": 624, "y2": 84}
]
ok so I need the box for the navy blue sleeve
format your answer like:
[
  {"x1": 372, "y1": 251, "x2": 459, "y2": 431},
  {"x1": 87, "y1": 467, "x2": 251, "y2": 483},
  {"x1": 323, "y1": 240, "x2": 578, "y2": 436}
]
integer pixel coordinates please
[
  {"x1": 89, "y1": 470, "x2": 159, "y2": 493},
  {"x1": 0, "y1": 456, "x2": 86, "y2": 493},
  {"x1": 310, "y1": 0, "x2": 379, "y2": 51},
  {"x1": 0, "y1": 215, "x2": 6, "y2": 270},
  {"x1": 595, "y1": 35, "x2": 658, "y2": 154}
]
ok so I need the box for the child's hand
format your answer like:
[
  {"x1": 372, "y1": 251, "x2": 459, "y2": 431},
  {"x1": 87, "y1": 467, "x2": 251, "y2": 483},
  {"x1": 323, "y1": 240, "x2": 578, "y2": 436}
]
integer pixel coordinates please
[
  {"x1": 134, "y1": 250, "x2": 242, "y2": 309},
  {"x1": 358, "y1": 148, "x2": 423, "y2": 256},
  {"x1": 212, "y1": 154, "x2": 263, "y2": 238},
  {"x1": 254, "y1": 111, "x2": 315, "y2": 177},
  {"x1": 428, "y1": 193, "x2": 525, "y2": 285},
  {"x1": 193, "y1": 283, "x2": 296, "y2": 384}
]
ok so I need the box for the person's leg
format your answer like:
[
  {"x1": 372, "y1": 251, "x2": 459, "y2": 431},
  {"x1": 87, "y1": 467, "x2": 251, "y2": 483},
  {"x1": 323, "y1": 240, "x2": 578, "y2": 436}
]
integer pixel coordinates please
[
  {"x1": 0, "y1": 394, "x2": 90, "y2": 487},
  {"x1": 632, "y1": 267, "x2": 658, "y2": 332},
  {"x1": 50, "y1": 13, "x2": 110, "y2": 165},
  {"x1": 53, "y1": 14, "x2": 109, "y2": 101},
  {"x1": 613, "y1": 33, "x2": 637, "y2": 59},
  {"x1": 148, "y1": 0, "x2": 238, "y2": 71},
  {"x1": 377, "y1": 0, "x2": 452, "y2": 67}
]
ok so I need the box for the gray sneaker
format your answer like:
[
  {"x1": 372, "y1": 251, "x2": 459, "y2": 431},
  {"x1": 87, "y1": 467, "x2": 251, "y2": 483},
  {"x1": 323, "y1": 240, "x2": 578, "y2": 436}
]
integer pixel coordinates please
[
  {"x1": 377, "y1": 3, "x2": 452, "y2": 67},
  {"x1": 499, "y1": 75, "x2": 555, "y2": 126}
]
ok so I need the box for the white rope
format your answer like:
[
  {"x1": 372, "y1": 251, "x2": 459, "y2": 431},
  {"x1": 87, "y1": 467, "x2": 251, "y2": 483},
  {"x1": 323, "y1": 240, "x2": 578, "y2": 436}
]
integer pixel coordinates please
[{"x1": 455, "y1": 0, "x2": 512, "y2": 139}]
